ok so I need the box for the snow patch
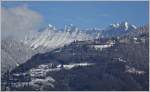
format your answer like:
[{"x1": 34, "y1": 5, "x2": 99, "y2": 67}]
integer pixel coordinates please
[
  {"x1": 132, "y1": 25, "x2": 137, "y2": 29},
  {"x1": 30, "y1": 76, "x2": 55, "y2": 88},
  {"x1": 125, "y1": 65, "x2": 145, "y2": 75},
  {"x1": 91, "y1": 43, "x2": 114, "y2": 50},
  {"x1": 124, "y1": 21, "x2": 128, "y2": 30},
  {"x1": 63, "y1": 63, "x2": 95, "y2": 70}
]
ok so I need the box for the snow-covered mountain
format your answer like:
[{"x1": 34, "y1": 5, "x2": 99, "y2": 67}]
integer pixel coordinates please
[
  {"x1": 107, "y1": 21, "x2": 137, "y2": 31},
  {"x1": 1, "y1": 24, "x2": 94, "y2": 74},
  {"x1": 1, "y1": 38, "x2": 35, "y2": 75},
  {"x1": 1, "y1": 21, "x2": 139, "y2": 74},
  {"x1": 102, "y1": 21, "x2": 137, "y2": 37},
  {"x1": 5, "y1": 30, "x2": 148, "y2": 91},
  {"x1": 22, "y1": 21, "x2": 138, "y2": 53},
  {"x1": 1, "y1": 21, "x2": 148, "y2": 91},
  {"x1": 25, "y1": 24, "x2": 93, "y2": 53}
]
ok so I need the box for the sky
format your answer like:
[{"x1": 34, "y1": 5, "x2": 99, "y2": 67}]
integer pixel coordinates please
[{"x1": 2, "y1": 1, "x2": 149, "y2": 29}]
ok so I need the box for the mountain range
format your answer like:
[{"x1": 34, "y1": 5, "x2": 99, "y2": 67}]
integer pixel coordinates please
[
  {"x1": 24, "y1": 21, "x2": 138, "y2": 52},
  {"x1": 1, "y1": 21, "x2": 149, "y2": 91},
  {"x1": 1, "y1": 21, "x2": 145, "y2": 74}
]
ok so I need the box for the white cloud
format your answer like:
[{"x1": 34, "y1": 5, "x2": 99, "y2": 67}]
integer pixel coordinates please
[{"x1": 1, "y1": 6, "x2": 43, "y2": 40}]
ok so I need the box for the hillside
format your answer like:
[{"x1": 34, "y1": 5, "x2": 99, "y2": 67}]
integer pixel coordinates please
[{"x1": 1, "y1": 28, "x2": 148, "y2": 91}]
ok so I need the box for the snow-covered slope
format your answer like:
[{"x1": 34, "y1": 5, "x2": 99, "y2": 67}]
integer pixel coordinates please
[
  {"x1": 1, "y1": 38, "x2": 35, "y2": 75},
  {"x1": 22, "y1": 22, "x2": 138, "y2": 53},
  {"x1": 1, "y1": 22, "x2": 139, "y2": 75},
  {"x1": 102, "y1": 21, "x2": 137, "y2": 37},
  {"x1": 1, "y1": 24, "x2": 94, "y2": 74},
  {"x1": 25, "y1": 24, "x2": 93, "y2": 53}
]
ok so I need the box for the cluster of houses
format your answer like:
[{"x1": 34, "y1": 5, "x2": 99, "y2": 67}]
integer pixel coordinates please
[
  {"x1": 125, "y1": 65, "x2": 145, "y2": 75},
  {"x1": 29, "y1": 63, "x2": 61, "y2": 79}
]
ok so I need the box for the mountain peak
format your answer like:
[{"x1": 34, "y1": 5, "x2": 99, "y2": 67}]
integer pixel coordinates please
[
  {"x1": 131, "y1": 25, "x2": 137, "y2": 29},
  {"x1": 64, "y1": 24, "x2": 77, "y2": 32},
  {"x1": 108, "y1": 21, "x2": 137, "y2": 31},
  {"x1": 120, "y1": 21, "x2": 129, "y2": 30},
  {"x1": 48, "y1": 24, "x2": 56, "y2": 30}
]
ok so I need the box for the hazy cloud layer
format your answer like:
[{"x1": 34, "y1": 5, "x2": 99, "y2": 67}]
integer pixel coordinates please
[{"x1": 1, "y1": 6, "x2": 43, "y2": 40}]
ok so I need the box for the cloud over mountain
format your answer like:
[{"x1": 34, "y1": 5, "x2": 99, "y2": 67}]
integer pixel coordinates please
[{"x1": 1, "y1": 6, "x2": 43, "y2": 40}]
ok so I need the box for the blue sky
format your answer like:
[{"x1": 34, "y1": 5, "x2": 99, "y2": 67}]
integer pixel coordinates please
[{"x1": 2, "y1": 1, "x2": 149, "y2": 29}]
